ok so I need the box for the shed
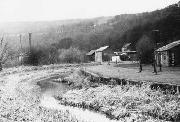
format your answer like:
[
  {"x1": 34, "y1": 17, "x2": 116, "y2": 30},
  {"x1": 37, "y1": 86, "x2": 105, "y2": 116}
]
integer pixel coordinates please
[
  {"x1": 112, "y1": 56, "x2": 121, "y2": 62},
  {"x1": 114, "y1": 51, "x2": 137, "y2": 61},
  {"x1": 95, "y1": 46, "x2": 109, "y2": 63},
  {"x1": 178, "y1": 1, "x2": 180, "y2": 7},
  {"x1": 86, "y1": 50, "x2": 96, "y2": 61},
  {"x1": 156, "y1": 40, "x2": 180, "y2": 66}
]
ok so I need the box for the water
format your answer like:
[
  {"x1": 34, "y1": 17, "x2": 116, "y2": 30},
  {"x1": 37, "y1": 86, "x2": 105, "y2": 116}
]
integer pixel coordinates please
[
  {"x1": 37, "y1": 78, "x2": 69, "y2": 96},
  {"x1": 37, "y1": 78, "x2": 120, "y2": 122}
]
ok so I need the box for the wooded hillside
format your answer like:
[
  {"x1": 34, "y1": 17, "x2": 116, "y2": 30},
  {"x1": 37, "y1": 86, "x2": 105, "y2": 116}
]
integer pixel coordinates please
[{"x1": 1, "y1": 2, "x2": 180, "y2": 53}]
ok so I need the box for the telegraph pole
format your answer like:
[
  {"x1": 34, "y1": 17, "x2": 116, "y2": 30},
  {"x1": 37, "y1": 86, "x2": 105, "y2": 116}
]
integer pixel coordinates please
[
  {"x1": 152, "y1": 30, "x2": 159, "y2": 75},
  {"x1": 29, "y1": 33, "x2": 32, "y2": 50},
  {"x1": 19, "y1": 34, "x2": 22, "y2": 51},
  {"x1": 19, "y1": 34, "x2": 23, "y2": 65}
]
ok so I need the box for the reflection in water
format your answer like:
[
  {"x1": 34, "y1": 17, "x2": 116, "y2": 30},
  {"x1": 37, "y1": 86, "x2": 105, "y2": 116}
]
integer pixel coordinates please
[{"x1": 37, "y1": 78, "x2": 69, "y2": 96}]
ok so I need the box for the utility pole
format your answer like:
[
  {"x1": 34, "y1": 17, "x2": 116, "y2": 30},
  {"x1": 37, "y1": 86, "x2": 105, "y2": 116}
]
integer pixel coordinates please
[
  {"x1": 19, "y1": 34, "x2": 22, "y2": 51},
  {"x1": 153, "y1": 30, "x2": 162, "y2": 72},
  {"x1": 19, "y1": 34, "x2": 23, "y2": 65},
  {"x1": 29, "y1": 33, "x2": 32, "y2": 50},
  {"x1": 152, "y1": 30, "x2": 159, "y2": 75}
]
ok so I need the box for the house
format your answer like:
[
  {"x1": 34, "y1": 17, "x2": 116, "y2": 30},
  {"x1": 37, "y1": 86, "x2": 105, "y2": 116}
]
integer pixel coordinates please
[
  {"x1": 114, "y1": 51, "x2": 137, "y2": 61},
  {"x1": 86, "y1": 46, "x2": 109, "y2": 63},
  {"x1": 112, "y1": 55, "x2": 121, "y2": 63},
  {"x1": 113, "y1": 43, "x2": 137, "y2": 61},
  {"x1": 121, "y1": 43, "x2": 131, "y2": 52},
  {"x1": 178, "y1": 1, "x2": 180, "y2": 7},
  {"x1": 86, "y1": 50, "x2": 96, "y2": 62},
  {"x1": 156, "y1": 40, "x2": 180, "y2": 66}
]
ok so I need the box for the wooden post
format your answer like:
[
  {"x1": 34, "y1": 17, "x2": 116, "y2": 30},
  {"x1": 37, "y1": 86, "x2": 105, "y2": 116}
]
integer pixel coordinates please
[
  {"x1": 121, "y1": 80, "x2": 123, "y2": 86},
  {"x1": 177, "y1": 86, "x2": 179, "y2": 94}
]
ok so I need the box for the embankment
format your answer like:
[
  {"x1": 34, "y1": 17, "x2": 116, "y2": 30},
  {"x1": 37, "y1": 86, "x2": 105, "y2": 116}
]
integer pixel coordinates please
[{"x1": 55, "y1": 68, "x2": 180, "y2": 122}]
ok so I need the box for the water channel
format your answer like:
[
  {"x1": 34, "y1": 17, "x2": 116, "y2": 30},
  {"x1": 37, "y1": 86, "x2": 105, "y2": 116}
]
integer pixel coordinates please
[{"x1": 37, "y1": 77, "x2": 119, "y2": 122}]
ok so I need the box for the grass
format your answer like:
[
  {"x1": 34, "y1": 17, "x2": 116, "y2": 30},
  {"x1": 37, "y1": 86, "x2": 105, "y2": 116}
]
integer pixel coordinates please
[
  {"x1": 86, "y1": 62, "x2": 180, "y2": 85},
  {"x1": 58, "y1": 84, "x2": 180, "y2": 121},
  {"x1": 55, "y1": 69, "x2": 180, "y2": 122}
]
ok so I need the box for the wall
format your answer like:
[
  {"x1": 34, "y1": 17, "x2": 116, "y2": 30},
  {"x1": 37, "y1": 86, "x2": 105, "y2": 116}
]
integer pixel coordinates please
[
  {"x1": 95, "y1": 51, "x2": 102, "y2": 63},
  {"x1": 160, "y1": 51, "x2": 169, "y2": 66}
]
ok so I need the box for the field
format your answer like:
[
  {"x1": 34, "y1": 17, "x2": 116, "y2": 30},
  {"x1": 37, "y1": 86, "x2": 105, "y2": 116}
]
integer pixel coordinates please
[{"x1": 85, "y1": 62, "x2": 180, "y2": 85}]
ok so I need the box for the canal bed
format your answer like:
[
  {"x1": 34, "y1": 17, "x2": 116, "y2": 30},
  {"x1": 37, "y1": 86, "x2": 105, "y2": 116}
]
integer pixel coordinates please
[{"x1": 37, "y1": 77, "x2": 119, "y2": 122}]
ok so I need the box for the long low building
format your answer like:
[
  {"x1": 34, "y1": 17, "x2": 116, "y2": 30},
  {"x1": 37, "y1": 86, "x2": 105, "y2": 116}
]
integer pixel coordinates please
[{"x1": 156, "y1": 40, "x2": 180, "y2": 66}]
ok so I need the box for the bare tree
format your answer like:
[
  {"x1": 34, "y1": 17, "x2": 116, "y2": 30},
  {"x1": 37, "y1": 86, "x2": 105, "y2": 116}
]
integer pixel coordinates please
[{"x1": 0, "y1": 37, "x2": 9, "y2": 71}]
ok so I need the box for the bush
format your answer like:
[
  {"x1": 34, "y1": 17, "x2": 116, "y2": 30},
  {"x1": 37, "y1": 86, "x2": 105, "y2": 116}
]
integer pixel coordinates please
[
  {"x1": 58, "y1": 47, "x2": 85, "y2": 63},
  {"x1": 23, "y1": 48, "x2": 43, "y2": 66}
]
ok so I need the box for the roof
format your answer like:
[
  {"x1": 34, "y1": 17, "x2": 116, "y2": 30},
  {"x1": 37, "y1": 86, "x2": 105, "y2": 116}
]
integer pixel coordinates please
[
  {"x1": 114, "y1": 51, "x2": 136, "y2": 55},
  {"x1": 122, "y1": 43, "x2": 131, "y2": 48},
  {"x1": 86, "y1": 50, "x2": 96, "y2": 56},
  {"x1": 96, "y1": 46, "x2": 109, "y2": 52},
  {"x1": 156, "y1": 40, "x2": 180, "y2": 52}
]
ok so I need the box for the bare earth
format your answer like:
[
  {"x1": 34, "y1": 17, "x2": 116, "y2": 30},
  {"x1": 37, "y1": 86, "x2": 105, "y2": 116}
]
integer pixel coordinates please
[{"x1": 85, "y1": 62, "x2": 180, "y2": 86}]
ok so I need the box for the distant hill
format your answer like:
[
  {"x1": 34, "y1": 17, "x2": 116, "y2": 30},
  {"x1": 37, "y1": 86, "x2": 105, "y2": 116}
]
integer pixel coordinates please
[
  {"x1": 0, "y1": 17, "x2": 112, "y2": 50},
  {"x1": 1, "y1": 2, "x2": 180, "y2": 52}
]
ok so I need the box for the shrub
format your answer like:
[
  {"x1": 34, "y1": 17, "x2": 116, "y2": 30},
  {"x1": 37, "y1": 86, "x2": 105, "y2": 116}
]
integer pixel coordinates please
[
  {"x1": 58, "y1": 47, "x2": 85, "y2": 63},
  {"x1": 23, "y1": 48, "x2": 43, "y2": 66}
]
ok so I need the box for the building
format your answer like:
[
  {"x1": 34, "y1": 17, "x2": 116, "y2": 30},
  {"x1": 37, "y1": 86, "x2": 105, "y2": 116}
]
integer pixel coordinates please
[
  {"x1": 121, "y1": 43, "x2": 131, "y2": 52},
  {"x1": 95, "y1": 46, "x2": 109, "y2": 63},
  {"x1": 86, "y1": 50, "x2": 96, "y2": 62},
  {"x1": 156, "y1": 40, "x2": 180, "y2": 66},
  {"x1": 112, "y1": 55, "x2": 121, "y2": 63},
  {"x1": 113, "y1": 43, "x2": 137, "y2": 61},
  {"x1": 178, "y1": 1, "x2": 180, "y2": 7},
  {"x1": 86, "y1": 46, "x2": 109, "y2": 63}
]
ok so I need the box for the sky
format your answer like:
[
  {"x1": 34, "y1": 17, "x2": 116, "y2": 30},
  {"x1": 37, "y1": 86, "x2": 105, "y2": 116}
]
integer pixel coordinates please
[{"x1": 0, "y1": 0, "x2": 179, "y2": 22}]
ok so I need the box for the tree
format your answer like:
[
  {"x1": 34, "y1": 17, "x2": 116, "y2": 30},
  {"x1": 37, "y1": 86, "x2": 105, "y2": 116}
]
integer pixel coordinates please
[
  {"x1": 58, "y1": 47, "x2": 85, "y2": 63},
  {"x1": 57, "y1": 38, "x2": 73, "y2": 49},
  {"x1": 136, "y1": 35, "x2": 154, "y2": 64},
  {"x1": 0, "y1": 37, "x2": 9, "y2": 71}
]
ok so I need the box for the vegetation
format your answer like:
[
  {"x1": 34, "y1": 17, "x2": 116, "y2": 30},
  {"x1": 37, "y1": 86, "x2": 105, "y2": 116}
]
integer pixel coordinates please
[
  {"x1": 55, "y1": 69, "x2": 180, "y2": 122},
  {"x1": 0, "y1": 37, "x2": 11, "y2": 70},
  {"x1": 58, "y1": 47, "x2": 86, "y2": 63}
]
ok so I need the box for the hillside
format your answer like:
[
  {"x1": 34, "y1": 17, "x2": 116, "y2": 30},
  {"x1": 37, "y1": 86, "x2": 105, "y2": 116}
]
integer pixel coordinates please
[
  {"x1": 1, "y1": 2, "x2": 180, "y2": 52},
  {"x1": 1, "y1": 17, "x2": 112, "y2": 50},
  {"x1": 51, "y1": 2, "x2": 180, "y2": 52}
]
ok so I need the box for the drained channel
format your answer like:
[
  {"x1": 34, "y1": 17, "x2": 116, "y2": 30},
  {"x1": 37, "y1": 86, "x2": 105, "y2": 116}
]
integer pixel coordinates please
[{"x1": 37, "y1": 76, "x2": 118, "y2": 122}]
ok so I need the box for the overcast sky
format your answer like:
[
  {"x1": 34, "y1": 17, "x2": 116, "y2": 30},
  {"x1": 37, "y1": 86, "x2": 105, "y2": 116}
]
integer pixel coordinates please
[{"x1": 0, "y1": 0, "x2": 179, "y2": 22}]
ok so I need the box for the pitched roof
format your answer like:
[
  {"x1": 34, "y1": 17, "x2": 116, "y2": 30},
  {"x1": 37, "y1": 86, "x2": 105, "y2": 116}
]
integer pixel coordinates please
[
  {"x1": 156, "y1": 40, "x2": 180, "y2": 52},
  {"x1": 96, "y1": 46, "x2": 109, "y2": 52},
  {"x1": 122, "y1": 43, "x2": 131, "y2": 48},
  {"x1": 86, "y1": 50, "x2": 96, "y2": 55}
]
